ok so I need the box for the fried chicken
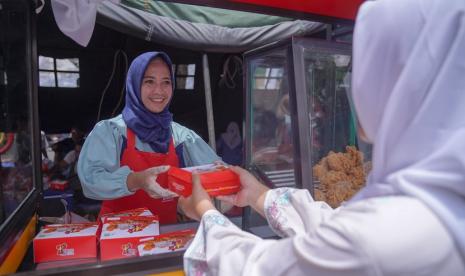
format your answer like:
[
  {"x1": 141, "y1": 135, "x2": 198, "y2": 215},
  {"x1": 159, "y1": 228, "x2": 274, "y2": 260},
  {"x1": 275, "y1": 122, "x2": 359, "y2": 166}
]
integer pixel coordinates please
[{"x1": 313, "y1": 146, "x2": 369, "y2": 207}]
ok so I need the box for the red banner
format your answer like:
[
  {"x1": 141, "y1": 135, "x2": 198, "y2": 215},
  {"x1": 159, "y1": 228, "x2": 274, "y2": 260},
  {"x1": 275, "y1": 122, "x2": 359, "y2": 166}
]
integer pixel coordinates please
[{"x1": 231, "y1": 0, "x2": 364, "y2": 20}]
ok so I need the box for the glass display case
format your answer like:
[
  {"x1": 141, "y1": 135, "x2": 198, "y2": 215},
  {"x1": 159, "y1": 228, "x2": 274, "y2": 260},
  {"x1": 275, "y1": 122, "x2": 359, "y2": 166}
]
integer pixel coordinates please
[
  {"x1": 243, "y1": 37, "x2": 371, "y2": 231},
  {"x1": 246, "y1": 46, "x2": 296, "y2": 188},
  {"x1": 0, "y1": 0, "x2": 42, "y2": 264}
]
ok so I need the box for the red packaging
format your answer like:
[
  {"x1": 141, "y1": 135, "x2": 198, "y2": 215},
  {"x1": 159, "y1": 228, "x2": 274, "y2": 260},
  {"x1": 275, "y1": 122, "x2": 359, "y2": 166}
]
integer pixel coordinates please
[
  {"x1": 167, "y1": 164, "x2": 240, "y2": 197},
  {"x1": 49, "y1": 179, "x2": 69, "y2": 191},
  {"x1": 99, "y1": 207, "x2": 153, "y2": 223},
  {"x1": 100, "y1": 216, "x2": 159, "y2": 261},
  {"x1": 33, "y1": 223, "x2": 98, "y2": 263},
  {"x1": 137, "y1": 229, "x2": 196, "y2": 256}
]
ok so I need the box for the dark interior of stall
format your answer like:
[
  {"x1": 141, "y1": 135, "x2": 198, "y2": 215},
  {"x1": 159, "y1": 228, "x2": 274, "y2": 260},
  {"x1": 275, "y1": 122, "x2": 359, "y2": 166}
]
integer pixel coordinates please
[
  {"x1": 35, "y1": 3, "x2": 246, "y2": 219},
  {"x1": 2, "y1": 2, "x2": 247, "y2": 272},
  {"x1": 38, "y1": 5, "x2": 244, "y2": 140}
]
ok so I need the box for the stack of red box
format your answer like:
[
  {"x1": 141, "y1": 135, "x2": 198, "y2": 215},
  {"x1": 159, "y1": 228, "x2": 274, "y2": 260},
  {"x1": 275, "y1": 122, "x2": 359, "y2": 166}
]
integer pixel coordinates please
[
  {"x1": 167, "y1": 163, "x2": 241, "y2": 197},
  {"x1": 137, "y1": 229, "x2": 196, "y2": 256},
  {"x1": 33, "y1": 223, "x2": 98, "y2": 263},
  {"x1": 99, "y1": 215, "x2": 159, "y2": 261}
]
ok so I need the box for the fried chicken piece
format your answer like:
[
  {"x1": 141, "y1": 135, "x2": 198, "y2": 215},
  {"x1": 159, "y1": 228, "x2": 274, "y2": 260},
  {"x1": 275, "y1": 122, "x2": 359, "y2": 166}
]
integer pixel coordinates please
[
  {"x1": 314, "y1": 187, "x2": 326, "y2": 202},
  {"x1": 320, "y1": 171, "x2": 347, "y2": 187},
  {"x1": 312, "y1": 146, "x2": 368, "y2": 207},
  {"x1": 326, "y1": 152, "x2": 347, "y2": 171},
  {"x1": 345, "y1": 146, "x2": 364, "y2": 166},
  {"x1": 324, "y1": 181, "x2": 353, "y2": 208},
  {"x1": 349, "y1": 166, "x2": 365, "y2": 189},
  {"x1": 313, "y1": 163, "x2": 328, "y2": 179}
]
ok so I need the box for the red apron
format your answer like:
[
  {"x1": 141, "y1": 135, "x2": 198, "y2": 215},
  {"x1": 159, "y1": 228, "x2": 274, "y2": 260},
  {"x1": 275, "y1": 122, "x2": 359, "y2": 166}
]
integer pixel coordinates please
[{"x1": 99, "y1": 128, "x2": 179, "y2": 224}]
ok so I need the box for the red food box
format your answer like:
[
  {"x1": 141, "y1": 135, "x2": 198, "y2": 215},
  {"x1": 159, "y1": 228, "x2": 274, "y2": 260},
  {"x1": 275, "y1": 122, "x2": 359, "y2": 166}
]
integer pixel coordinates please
[
  {"x1": 167, "y1": 164, "x2": 240, "y2": 197},
  {"x1": 100, "y1": 216, "x2": 160, "y2": 261},
  {"x1": 33, "y1": 223, "x2": 98, "y2": 263},
  {"x1": 49, "y1": 179, "x2": 69, "y2": 191},
  {"x1": 99, "y1": 207, "x2": 153, "y2": 223},
  {"x1": 137, "y1": 229, "x2": 196, "y2": 256}
]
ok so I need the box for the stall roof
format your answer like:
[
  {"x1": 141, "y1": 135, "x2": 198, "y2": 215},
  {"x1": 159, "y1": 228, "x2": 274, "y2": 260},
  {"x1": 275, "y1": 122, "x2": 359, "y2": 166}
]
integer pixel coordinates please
[
  {"x1": 50, "y1": 0, "x2": 325, "y2": 50},
  {"x1": 158, "y1": 0, "x2": 364, "y2": 22},
  {"x1": 96, "y1": 1, "x2": 324, "y2": 53},
  {"x1": 120, "y1": 0, "x2": 294, "y2": 28}
]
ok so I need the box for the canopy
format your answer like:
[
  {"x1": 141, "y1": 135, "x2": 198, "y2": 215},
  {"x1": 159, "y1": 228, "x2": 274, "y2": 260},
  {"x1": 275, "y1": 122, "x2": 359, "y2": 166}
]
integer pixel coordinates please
[
  {"x1": 96, "y1": 1, "x2": 324, "y2": 53},
  {"x1": 120, "y1": 0, "x2": 293, "y2": 28},
  {"x1": 51, "y1": 0, "x2": 324, "y2": 51}
]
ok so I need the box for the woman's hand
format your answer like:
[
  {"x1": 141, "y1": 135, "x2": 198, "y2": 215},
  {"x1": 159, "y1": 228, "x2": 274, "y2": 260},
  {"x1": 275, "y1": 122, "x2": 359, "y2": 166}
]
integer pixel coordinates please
[
  {"x1": 217, "y1": 166, "x2": 269, "y2": 216},
  {"x1": 127, "y1": 165, "x2": 177, "y2": 198},
  {"x1": 178, "y1": 173, "x2": 216, "y2": 221}
]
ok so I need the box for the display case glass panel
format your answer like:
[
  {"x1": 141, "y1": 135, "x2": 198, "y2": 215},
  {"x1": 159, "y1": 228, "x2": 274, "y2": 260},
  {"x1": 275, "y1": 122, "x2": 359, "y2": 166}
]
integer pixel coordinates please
[
  {"x1": 303, "y1": 45, "x2": 371, "y2": 208},
  {"x1": 0, "y1": 0, "x2": 35, "y2": 226},
  {"x1": 0, "y1": 0, "x2": 41, "y2": 266},
  {"x1": 245, "y1": 37, "x2": 371, "y2": 221},
  {"x1": 247, "y1": 47, "x2": 297, "y2": 189},
  {"x1": 305, "y1": 50, "x2": 353, "y2": 162}
]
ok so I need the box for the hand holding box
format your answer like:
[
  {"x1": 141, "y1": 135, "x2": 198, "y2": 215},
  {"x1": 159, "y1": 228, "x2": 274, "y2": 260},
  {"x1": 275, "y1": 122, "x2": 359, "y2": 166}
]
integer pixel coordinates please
[{"x1": 167, "y1": 163, "x2": 240, "y2": 197}]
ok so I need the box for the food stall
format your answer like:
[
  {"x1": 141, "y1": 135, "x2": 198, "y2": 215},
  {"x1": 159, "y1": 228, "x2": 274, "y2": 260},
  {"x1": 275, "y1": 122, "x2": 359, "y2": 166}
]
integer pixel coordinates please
[
  {"x1": 0, "y1": 0, "x2": 365, "y2": 274},
  {"x1": 242, "y1": 36, "x2": 372, "y2": 233}
]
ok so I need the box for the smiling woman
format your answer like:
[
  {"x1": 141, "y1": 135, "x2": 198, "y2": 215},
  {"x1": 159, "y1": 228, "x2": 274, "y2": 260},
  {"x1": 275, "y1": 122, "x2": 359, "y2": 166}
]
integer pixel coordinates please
[
  {"x1": 77, "y1": 51, "x2": 221, "y2": 225},
  {"x1": 140, "y1": 58, "x2": 173, "y2": 113}
]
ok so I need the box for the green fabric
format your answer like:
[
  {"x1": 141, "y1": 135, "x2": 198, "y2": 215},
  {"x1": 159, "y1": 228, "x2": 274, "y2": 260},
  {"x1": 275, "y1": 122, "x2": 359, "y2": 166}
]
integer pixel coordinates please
[{"x1": 121, "y1": 0, "x2": 292, "y2": 28}]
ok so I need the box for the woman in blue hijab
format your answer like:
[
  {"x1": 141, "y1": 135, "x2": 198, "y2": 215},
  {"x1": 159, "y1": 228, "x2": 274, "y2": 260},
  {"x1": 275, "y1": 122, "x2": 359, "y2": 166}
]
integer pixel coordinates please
[{"x1": 77, "y1": 52, "x2": 219, "y2": 224}]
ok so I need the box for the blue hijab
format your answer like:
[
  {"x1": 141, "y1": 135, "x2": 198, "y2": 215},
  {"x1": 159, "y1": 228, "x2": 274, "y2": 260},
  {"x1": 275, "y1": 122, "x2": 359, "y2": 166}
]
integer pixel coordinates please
[{"x1": 122, "y1": 52, "x2": 174, "y2": 153}]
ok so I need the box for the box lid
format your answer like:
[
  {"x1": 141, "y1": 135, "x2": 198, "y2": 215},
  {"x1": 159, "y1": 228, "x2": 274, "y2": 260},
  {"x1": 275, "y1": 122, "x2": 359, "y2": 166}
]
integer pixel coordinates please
[
  {"x1": 100, "y1": 216, "x2": 159, "y2": 240},
  {"x1": 100, "y1": 207, "x2": 153, "y2": 223},
  {"x1": 34, "y1": 223, "x2": 98, "y2": 239}
]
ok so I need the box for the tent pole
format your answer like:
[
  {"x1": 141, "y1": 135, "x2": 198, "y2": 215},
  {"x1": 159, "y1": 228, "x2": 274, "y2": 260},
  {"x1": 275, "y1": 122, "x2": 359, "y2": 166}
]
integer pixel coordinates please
[{"x1": 202, "y1": 53, "x2": 216, "y2": 152}]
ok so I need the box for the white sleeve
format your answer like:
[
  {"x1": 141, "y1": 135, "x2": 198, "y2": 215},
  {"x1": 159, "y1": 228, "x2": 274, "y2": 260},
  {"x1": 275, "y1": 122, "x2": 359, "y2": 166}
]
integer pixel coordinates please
[
  {"x1": 184, "y1": 206, "x2": 377, "y2": 276},
  {"x1": 263, "y1": 188, "x2": 334, "y2": 237}
]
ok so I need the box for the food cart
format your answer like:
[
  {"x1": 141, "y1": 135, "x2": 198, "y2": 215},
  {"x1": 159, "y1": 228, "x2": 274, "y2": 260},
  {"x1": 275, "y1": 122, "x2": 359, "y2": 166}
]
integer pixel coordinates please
[
  {"x1": 0, "y1": 0, "x2": 365, "y2": 274},
  {"x1": 242, "y1": 36, "x2": 372, "y2": 233}
]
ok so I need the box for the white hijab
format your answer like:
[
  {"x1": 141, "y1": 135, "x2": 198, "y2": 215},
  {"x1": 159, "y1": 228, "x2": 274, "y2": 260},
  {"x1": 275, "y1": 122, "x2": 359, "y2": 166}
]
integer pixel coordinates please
[{"x1": 351, "y1": 0, "x2": 465, "y2": 259}]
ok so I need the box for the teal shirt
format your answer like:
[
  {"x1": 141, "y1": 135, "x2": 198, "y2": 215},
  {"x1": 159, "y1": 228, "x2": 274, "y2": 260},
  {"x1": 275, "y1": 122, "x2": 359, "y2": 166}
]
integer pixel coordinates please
[{"x1": 77, "y1": 115, "x2": 220, "y2": 200}]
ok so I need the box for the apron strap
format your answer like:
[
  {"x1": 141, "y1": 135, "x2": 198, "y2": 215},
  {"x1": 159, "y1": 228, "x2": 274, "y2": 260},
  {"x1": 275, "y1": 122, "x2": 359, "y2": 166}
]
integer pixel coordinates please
[{"x1": 126, "y1": 128, "x2": 136, "y2": 150}]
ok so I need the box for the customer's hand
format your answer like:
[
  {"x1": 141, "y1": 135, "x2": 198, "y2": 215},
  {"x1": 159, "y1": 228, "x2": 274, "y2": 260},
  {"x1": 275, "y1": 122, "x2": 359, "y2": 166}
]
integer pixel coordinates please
[
  {"x1": 217, "y1": 166, "x2": 269, "y2": 216},
  {"x1": 127, "y1": 165, "x2": 177, "y2": 198},
  {"x1": 178, "y1": 173, "x2": 216, "y2": 221}
]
